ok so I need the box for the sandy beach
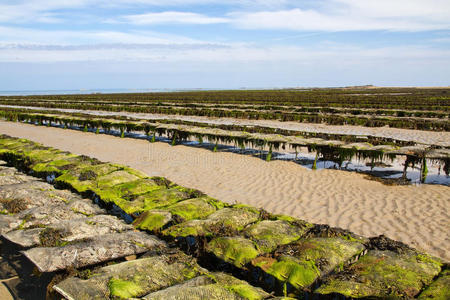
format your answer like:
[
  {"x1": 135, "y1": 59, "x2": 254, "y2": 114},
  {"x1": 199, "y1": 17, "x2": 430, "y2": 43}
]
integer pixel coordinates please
[{"x1": 0, "y1": 120, "x2": 449, "y2": 261}]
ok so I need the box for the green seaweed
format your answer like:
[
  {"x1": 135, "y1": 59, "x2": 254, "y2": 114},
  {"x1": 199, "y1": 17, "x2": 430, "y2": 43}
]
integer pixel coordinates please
[
  {"x1": 108, "y1": 277, "x2": 145, "y2": 299},
  {"x1": 253, "y1": 257, "x2": 320, "y2": 289},
  {"x1": 244, "y1": 220, "x2": 309, "y2": 253},
  {"x1": 207, "y1": 237, "x2": 261, "y2": 268},
  {"x1": 418, "y1": 268, "x2": 450, "y2": 300},
  {"x1": 118, "y1": 186, "x2": 191, "y2": 215},
  {"x1": 315, "y1": 249, "x2": 442, "y2": 299},
  {"x1": 253, "y1": 237, "x2": 365, "y2": 290},
  {"x1": 167, "y1": 197, "x2": 225, "y2": 221},
  {"x1": 133, "y1": 210, "x2": 172, "y2": 231}
]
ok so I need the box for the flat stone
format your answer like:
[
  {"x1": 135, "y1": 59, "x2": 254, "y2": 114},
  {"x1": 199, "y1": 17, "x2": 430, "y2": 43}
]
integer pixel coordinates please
[
  {"x1": 54, "y1": 251, "x2": 207, "y2": 299},
  {"x1": 22, "y1": 231, "x2": 166, "y2": 272}
]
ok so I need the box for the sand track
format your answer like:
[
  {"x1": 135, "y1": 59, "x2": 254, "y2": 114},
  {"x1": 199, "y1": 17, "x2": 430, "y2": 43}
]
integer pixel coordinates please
[{"x1": 0, "y1": 120, "x2": 448, "y2": 261}]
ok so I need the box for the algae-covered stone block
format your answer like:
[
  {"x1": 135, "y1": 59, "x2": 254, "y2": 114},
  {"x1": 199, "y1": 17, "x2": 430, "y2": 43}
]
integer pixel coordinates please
[
  {"x1": 252, "y1": 237, "x2": 366, "y2": 290},
  {"x1": 315, "y1": 249, "x2": 443, "y2": 299},
  {"x1": 54, "y1": 163, "x2": 121, "y2": 193},
  {"x1": 133, "y1": 209, "x2": 173, "y2": 231},
  {"x1": 94, "y1": 170, "x2": 142, "y2": 189},
  {"x1": 418, "y1": 268, "x2": 450, "y2": 300},
  {"x1": 166, "y1": 196, "x2": 225, "y2": 221},
  {"x1": 133, "y1": 196, "x2": 225, "y2": 232},
  {"x1": 23, "y1": 231, "x2": 166, "y2": 272},
  {"x1": 244, "y1": 219, "x2": 312, "y2": 253},
  {"x1": 0, "y1": 180, "x2": 88, "y2": 213},
  {"x1": 207, "y1": 236, "x2": 261, "y2": 268},
  {"x1": 95, "y1": 178, "x2": 162, "y2": 204},
  {"x1": 163, "y1": 206, "x2": 261, "y2": 238},
  {"x1": 142, "y1": 272, "x2": 270, "y2": 300},
  {"x1": 54, "y1": 252, "x2": 208, "y2": 299},
  {"x1": 4, "y1": 214, "x2": 131, "y2": 248},
  {"x1": 23, "y1": 148, "x2": 66, "y2": 165},
  {"x1": 0, "y1": 138, "x2": 34, "y2": 152},
  {"x1": 30, "y1": 153, "x2": 80, "y2": 175},
  {"x1": 117, "y1": 186, "x2": 194, "y2": 215}
]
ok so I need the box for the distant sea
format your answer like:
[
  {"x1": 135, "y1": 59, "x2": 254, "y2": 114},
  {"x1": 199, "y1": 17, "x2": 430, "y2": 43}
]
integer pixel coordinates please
[
  {"x1": 0, "y1": 87, "x2": 303, "y2": 96},
  {"x1": 0, "y1": 88, "x2": 217, "y2": 96}
]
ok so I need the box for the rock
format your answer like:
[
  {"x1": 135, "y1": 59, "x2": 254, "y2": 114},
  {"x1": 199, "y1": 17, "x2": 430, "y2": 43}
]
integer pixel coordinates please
[
  {"x1": 54, "y1": 251, "x2": 208, "y2": 299},
  {"x1": 207, "y1": 236, "x2": 261, "y2": 268},
  {"x1": 244, "y1": 219, "x2": 312, "y2": 254},
  {"x1": 418, "y1": 268, "x2": 450, "y2": 300},
  {"x1": 164, "y1": 206, "x2": 261, "y2": 239},
  {"x1": 252, "y1": 237, "x2": 366, "y2": 290},
  {"x1": 143, "y1": 272, "x2": 270, "y2": 300},
  {"x1": 315, "y1": 249, "x2": 442, "y2": 298},
  {"x1": 22, "y1": 231, "x2": 166, "y2": 272}
]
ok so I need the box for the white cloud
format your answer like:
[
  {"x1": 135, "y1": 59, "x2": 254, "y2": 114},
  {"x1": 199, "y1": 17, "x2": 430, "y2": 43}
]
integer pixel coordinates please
[
  {"x1": 122, "y1": 12, "x2": 229, "y2": 25},
  {"x1": 1, "y1": 34, "x2": 449, "y2": 65},
  {"x1": 0, "y1": 26, "x2": 201, "y2": 45},
  {"x1": 231, "y1": 0, "x2": 450, "y2": 31}
]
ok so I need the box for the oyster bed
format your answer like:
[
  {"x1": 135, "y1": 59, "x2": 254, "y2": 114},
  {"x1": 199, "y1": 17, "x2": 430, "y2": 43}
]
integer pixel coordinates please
[{"x1": 0, "y1": 135, "x2": 448, "y2": 299}]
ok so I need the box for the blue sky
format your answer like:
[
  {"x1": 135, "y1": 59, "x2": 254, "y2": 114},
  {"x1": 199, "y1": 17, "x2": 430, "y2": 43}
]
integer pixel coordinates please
[{"x1": 0, "y1": 0, "x2": 449, "y2": 91}]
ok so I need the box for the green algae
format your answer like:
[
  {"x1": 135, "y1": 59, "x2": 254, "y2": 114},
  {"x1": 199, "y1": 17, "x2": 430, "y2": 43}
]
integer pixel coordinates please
[
  {"x1": 244, "y1": 220, "x2": 310, "y2": 253},
  {"x1": 225, "y1": 284, "x2": 265, "y2": 300},
  {"x1": 315, "y1": 249, "x2": 443, "y2": 299},
  {"x1": 252, "y1": 237, "x2": 365, "y2": 290},
  {"x1": 254, "y1": 257, "x2": 320, "y2": 290},
  {"x1": 108, "y1": 277, "x2": 146, "y2": 299},
  {"x1": 117, "y1": 186, "x2": 192, "y2": 215},
  {"x1": 163, "y1": 206, "x2": 260, "y2": 238},
  {"x1": 140, "y1": 272, "x2": 269, "y2": 300},
  {"x1": 167, "y1": 197, "x2": 225, "y2": 221},
  {"x1": 95, "y1": 178, "x2": 161, "y2": 204},
  {"x1": 213, "y1": 272, "x2": 269, "y2": 300},
  {"x1": 134, "y1": 196, "x2": 225, "y2": 231},
  {"x1": 54, "y1": 163, "x2": 121, "y2": 192},
  {"x1": 207, "y1": 236, "x2": 261, "y2": 268},
  {"x1": 31, "y1": 154, "x2": 77, "y2": 174},
  {"x1": 418, "y1": 268, "x2": 450, "y2": 299},
  {"x1": 133, "y1": 210, "x2": 172, "y2": 231},
  {"x1": 86, "y1": 253, "x2": 207, "y2": 299},
  {"x1": 94, "y1": 170, "x2": 142, "y2": 188}
]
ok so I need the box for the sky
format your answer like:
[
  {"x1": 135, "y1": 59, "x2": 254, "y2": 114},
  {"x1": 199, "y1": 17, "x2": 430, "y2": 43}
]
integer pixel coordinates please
[{"x1": 0, "y1": 0, "x2": 449, "y2": 91}]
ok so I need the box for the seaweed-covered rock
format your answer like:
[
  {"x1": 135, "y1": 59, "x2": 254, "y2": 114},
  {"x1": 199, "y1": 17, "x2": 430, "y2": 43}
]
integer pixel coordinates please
[
  {"x1": 143, "y1": 272, "x2": 270, "y2": 300},
  {"x1": 117, "y1": 186, "x2": 194, "y2": 215},
  {"x1": 418, "y1": 268, "x2": 450, "y2": 300},
  {"x1": 0, "y1": 180, "x2": 90, "y2": 212},
  {"x1": 95, "y1": 178, "x2": 162, "y2": 204},
  {"x1": 252, "y1": 237, "x2": 366, "y2": 290},
  {"x1": 244, "y1": 220, "x2": 312, "y2": 253},
  {"x1": 54, "y1": 251, "x2": 208, "y2": 299},
  {"x1": 163, "y1": 206, "x2": 261, "y2": 238},
  {"x1": 3, "y1": 215, "x2": 131, "y2": 248},
  {"x1": 30, "y1": 152, "x2": 78, "y2": 173},
  {"x1": 133, "y1": 210, "x2": 173, "y2": 231},
  {"x1": 22, "y1": 231, "x2": 166, "y2": 272},
  {"x1": 0, "y1": 193, "x2": 106, "y2": 236},
  {"x1": 315, "y1": 249, "x2": 443, "y2": 298},
  {"x1": 207, "y1": 236, "x2": 261, "y2": 268},
  {"x1": 54, "y1": 163, "x2": 122, "y2": 193},
  {"x1": 133, "y1": 197, "x2": 225, "y2": 232},
  {"x1": 167, "y1": 196, "x2": 225, "y2": 221}
]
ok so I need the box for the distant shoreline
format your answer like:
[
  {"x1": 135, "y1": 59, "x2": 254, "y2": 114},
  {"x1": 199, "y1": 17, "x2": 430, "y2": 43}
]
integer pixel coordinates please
[{"x1": 1, "y1": 85, "x2": 449, "y2": 96}]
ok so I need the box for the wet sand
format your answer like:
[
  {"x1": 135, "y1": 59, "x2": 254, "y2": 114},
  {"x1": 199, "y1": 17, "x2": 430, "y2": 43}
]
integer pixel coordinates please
[{"x1": 1, "y1": 121, "x2": 449, "y2": 261}]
